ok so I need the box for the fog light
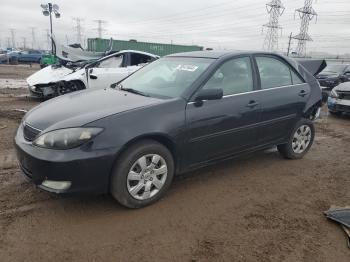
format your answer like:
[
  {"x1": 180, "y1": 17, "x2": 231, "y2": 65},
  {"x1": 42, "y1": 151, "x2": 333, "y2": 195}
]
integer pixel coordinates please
[{"x1": 41, "y1": 180, "x2": 71, "y2": 190}]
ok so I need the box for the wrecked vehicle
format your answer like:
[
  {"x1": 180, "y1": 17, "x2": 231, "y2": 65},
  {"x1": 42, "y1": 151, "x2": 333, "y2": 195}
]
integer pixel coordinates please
[
  {"x1": 328, "y1": 81, "x2": 350, "y2": 115},
  {"x1": 316, "y1": 64, "x2": 350, "y2": 89},
  {"x1": 26, "y1": 50, "x2": 159, "y2": 98},
  {"x1": 16, "y1": 51, "x2": 325, "y2": 208}
]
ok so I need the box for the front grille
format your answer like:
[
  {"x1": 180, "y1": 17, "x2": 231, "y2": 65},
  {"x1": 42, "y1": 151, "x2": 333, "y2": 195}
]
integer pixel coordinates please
[
  {"x1": 23, "y1": 123, "x2": 41, "y2": 141},
  {"x1": 338, "y1": 91, "x2": 350, "y2": 101}
]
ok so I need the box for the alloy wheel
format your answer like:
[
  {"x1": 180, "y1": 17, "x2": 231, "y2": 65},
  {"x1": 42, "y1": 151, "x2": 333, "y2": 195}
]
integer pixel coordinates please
[
  {"x1": 292, "y1": 125, "x2": 312, "y2": 154},
  {"x1": 127, "y1": 154, "x2": 168, "y2": 200}
]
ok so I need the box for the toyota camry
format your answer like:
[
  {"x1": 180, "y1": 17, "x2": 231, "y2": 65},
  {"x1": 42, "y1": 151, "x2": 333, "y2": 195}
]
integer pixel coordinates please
[{"x1": 15, "y1": 51, "x2": 325, "y2": 208}]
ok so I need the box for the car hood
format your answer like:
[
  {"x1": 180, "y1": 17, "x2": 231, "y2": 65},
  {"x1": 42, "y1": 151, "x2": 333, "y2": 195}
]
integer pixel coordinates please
[
  {"x1": 26, "y1": 65, "x2": 75, "y2": 86},
  {"x1": 24, "y1": 88, "x2": 163, "y2": 132},
  {"x1": 316, "y1": 72, "x2": 339, "y2": 79},
  {"x1": 334, "y1": 82, "x2": 350, "y2": 92}
]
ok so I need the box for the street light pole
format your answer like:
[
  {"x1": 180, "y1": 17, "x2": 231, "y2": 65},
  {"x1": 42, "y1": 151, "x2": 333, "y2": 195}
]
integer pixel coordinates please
[
  {"x1": 49, "y1": 3, "x2": 53, "y2": 53},
  {"x1": 41, "y1": 3, "x2": 60, "y2": 54}
]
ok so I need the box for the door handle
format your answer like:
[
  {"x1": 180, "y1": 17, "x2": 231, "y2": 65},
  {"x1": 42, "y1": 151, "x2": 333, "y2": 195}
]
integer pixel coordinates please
[
  {"x1": 246, "y1": 100, "x2": 259, "y2": 108},
  {"x1": 298, "y1": 90, "x2": 308, "y2": 97}
]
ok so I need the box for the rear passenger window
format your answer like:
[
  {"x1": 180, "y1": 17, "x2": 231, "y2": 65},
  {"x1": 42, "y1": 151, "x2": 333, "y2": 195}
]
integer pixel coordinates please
[
  {"x1": 202, "y1": 57, "x2": 253, "y2": 96},
  {"x1": 256, "y1": 56, "x2": 292, "y2": 89},
  {"x1": 291, "y1": 70, "x2": 304, "y2": 84}
]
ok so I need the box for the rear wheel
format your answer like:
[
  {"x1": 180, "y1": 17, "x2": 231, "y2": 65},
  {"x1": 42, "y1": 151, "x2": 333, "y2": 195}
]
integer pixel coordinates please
[
  {"x1": 278, "y1": 119, "x2": 315, "y2": 159},
  {"x1": 110, "y1": 140, "x2": 174, "y2": 208}
]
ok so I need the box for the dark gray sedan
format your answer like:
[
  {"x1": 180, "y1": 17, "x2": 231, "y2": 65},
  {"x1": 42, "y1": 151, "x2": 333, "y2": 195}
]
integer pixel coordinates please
[{"x1": 15, "y1": 51, "x2": 324, "y2": 208}]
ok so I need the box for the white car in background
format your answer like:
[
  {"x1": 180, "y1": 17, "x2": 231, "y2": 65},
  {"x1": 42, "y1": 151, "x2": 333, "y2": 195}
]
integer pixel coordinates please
[{"x1": 26, "y1": 50, "x2": 159, "y2": 98}]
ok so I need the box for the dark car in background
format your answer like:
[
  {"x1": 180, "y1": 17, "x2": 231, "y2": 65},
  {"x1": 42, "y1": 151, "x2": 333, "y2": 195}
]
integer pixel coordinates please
[
  {"x1": 316, "y1": 64, "x2": 350, "y2": 89},
  {"x1": 316, "y1": 64, "x2": 350, "y2": 102},
  {"x1": 15, "y1": 51, "x2": 324, "y2": 208}
]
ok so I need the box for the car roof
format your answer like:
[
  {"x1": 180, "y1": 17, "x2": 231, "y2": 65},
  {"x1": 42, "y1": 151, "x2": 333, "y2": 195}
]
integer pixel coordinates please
[
  {"x1": 166, "y1": 50, "x2": 275, "y2": 59},
  {"x1": 103, "y1": 50, "x2": 159, "y2": 60}
]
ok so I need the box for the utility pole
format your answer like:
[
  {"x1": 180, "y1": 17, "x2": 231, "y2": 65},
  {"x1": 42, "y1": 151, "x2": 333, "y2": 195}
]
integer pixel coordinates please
[
  {"x1": 22, "y1": 37, "x2": 27, "y2": 49},
  {"x1": 262, "y1": 0, "x2": 285, "y2": 52},
  {"x1": 10, "y1": 29, "x2": 16, "y2": 48},
  {"x1": 6, "y1": 37, "x2": 10, "y2": 48},
  {"x1": 30, "y1": 27, "x2": 36, "y2": 49},
  {"x1": 293, "y1": 0, "x2": 317, "y2": 57},
  {"x1": 94, "y1": 19, "x2": 107, "y2": 38},
  {"x1": 73, "y1": 17, "x2": 83, "y2": 44},
  {"x1": 287, "y1": 32, "x2": 292, "y2": 56},
  {"x1": 65, "y1": 35, "x2": 69, "y2": 45}
]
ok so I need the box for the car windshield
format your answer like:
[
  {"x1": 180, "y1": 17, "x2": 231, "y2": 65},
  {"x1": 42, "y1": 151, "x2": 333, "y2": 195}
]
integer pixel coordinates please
[
  {"x1": 119, "y1": 57, "x2": 213, "y2": 98},
  {"x1": 323, "y1": 64, "x2": 347, "y2": 74}
]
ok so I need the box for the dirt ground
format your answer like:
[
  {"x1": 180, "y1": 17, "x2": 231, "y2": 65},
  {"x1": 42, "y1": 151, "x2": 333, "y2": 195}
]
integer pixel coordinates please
[{"x1": 0, "y1": 65, "x2": 350, "y2": 262}]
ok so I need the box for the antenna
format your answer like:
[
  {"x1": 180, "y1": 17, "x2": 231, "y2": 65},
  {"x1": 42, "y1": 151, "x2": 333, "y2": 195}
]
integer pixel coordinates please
[
  {"x1": 94, "y1": 19, "x2": 107, "y2": 38},
  {"x1": 292, "y1": 0, "x2": 317, "y2": 57},
  {"x1": 262, "y1": 0, "x2": 285, "y2": 52}
]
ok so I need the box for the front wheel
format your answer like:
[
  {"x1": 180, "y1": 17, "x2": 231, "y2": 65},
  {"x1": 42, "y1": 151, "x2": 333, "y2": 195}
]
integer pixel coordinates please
[
  {"x1": 277, "y1": 119, "x2": 315, "y2": 159},
  {"x1": 110, "y1": 140, "x2": 174, "y2": 208}
]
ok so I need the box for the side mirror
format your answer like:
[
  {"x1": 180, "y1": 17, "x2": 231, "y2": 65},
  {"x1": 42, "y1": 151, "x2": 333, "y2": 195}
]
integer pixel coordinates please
[
  {"x1": 195, "y1": 88, "x2": 223, "y2": 101},
  {"x1": 90, "y1": 74, "x2": 98, "y2": 80}
]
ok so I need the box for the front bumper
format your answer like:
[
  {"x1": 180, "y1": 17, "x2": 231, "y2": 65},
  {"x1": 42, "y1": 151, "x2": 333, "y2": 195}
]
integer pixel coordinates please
[
  {"x1": 328, "y1": 97, "x2": 350, "y2": 113},
  {"x1": 15, "y1": 124, "x2": 117, "y2": 194}
]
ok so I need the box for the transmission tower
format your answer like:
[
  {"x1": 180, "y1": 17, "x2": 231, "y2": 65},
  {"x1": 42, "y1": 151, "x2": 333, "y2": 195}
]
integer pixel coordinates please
[
  {"x1": 10, "y1": 29, "x2": 16, "y2": 48},
  {"x1": 262, "y1": 0, "x2": 285, "y2": 52},
  {"x1": 293, "y1": 0, "x2": 317, "y2": 57},
  {"x1": 30, "y1": 27, "x2": 36, "y2": 49},
  {"x1": 73, "y1": 17, "x2": 83, "y2": 44},
  {"x1": 94, "y1": 20, "x2": 107, "y2": 38}
]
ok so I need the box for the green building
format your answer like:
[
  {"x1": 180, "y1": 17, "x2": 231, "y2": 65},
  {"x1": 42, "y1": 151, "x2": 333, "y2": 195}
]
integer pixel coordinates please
[{"x1": 87, "y1": 38, "x2": 203, "y2": 57}]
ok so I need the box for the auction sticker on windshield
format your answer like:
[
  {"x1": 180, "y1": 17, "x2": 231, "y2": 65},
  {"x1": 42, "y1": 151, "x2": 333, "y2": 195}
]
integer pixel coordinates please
[{"x1": 175, "y1": 65, "x2": 199, "y2": 72}]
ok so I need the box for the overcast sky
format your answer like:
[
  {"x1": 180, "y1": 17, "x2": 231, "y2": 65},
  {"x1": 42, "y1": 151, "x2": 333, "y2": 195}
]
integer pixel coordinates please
[{"x1": 0, "y1": 0, "x2": 349, "y2": 55}]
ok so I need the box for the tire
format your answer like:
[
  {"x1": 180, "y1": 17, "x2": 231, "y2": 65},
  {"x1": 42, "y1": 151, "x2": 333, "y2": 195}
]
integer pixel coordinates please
[
  {"x1": 110, "y1": 139, "x2": 174, "y2": 208},
  {"x1": 329, "y1": 111, "x2": 342, "y2": 116},
  {"x1": 277, "y1": 119, "x2": 315, "y2": 159}
]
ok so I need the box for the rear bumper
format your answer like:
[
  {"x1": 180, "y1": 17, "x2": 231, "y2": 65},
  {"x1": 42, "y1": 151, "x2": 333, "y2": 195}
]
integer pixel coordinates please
[{"x1": 15, "y1": 124, "x2": 117, "y2": 194}]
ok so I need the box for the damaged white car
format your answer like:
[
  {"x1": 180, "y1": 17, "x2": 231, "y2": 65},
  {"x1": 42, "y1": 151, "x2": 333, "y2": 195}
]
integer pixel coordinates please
[{"x1": 26, "y1": 50, "x2": 159, "y2": 98}]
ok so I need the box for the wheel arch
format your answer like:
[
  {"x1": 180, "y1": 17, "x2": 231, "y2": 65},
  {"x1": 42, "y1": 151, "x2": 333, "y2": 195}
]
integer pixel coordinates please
[
  {"x1": 108, "y1": 133, "x2": 179, "y2": 190},
  {"x1": 303, "y1": 100, "x2": 322, "y2": 120}
]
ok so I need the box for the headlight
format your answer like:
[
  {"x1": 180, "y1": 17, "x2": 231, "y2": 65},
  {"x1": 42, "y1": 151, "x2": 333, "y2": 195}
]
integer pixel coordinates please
[
  {"x1": 330, "y1": 89, "x2": 339, "y2": 99},
  {"x1": 33, "y1": 127, "x2": 103, "y2": 149}
]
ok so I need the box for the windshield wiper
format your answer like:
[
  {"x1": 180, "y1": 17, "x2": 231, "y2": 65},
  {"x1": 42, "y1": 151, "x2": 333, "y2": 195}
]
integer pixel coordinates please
[{"x1": 120, "y1": 86, "x2": 150, "y2": 97}]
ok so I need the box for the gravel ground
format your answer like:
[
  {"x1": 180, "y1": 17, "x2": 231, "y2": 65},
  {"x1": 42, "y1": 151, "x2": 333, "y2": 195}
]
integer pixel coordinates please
[{"x1": 0, "y1": 65, "x2": 350, "y2": 262}]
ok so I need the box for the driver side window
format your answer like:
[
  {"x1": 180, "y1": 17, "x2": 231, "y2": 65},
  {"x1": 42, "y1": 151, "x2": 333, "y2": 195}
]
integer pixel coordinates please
[
  {"x1": 98, "y1": 55, "x2": 123, "y2": 68},
  {"x1": 202, "y1": 57, "x2": 253, "y2": 96}
]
